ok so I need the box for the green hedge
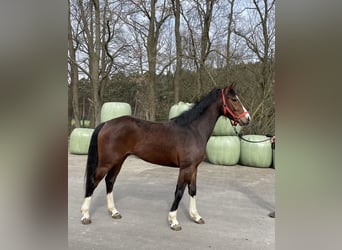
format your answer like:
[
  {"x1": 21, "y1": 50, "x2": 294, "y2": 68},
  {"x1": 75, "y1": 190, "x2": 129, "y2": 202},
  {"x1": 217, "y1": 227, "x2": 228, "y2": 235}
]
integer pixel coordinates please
[
  {"x1": 101, "y1": 102, "x2": 132, "y2": 122},
  {"x1": 206, "y1": 136, "x2": 240, "y2": 165},
  {"x1": 69, "y1": 128, "x2": 94, "y2": 155},
  {"x1": 239, "y1": 135, "x2": 272, "y2": 168}
]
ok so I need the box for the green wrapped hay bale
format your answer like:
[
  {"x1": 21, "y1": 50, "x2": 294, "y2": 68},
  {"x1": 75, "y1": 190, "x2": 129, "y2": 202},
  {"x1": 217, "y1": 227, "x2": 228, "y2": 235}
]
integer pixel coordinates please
[
  {"x1": 206, "y1": 136, "x2": 240, "y2": 165},
  {"x1": 69, "y1": 128, "x2": 94, "y2": 155},
  {"x1": 240, "y1": 135, "x2": 272, "y2": 168},
  {"x1": 169, "y1": 102, "x2": 194, "y2": 119},
  {"x1": 101, "y1": 102, "x2": 132, "y2": 122},
  {"x1": 212, "y1": 116, "x2": 241, "y2": 136}
]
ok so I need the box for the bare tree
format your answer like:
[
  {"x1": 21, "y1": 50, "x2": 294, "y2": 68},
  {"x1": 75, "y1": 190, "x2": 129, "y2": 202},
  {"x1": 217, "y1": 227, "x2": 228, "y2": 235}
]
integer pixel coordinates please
[
  {"x1": 147, "y1": 0, "x2": 172, "y2": 120},
  {"x1": 68, "y1": 0, "x2": 275, "y2": 134},
  {"x1": 69, "y1": 0, "x2": 130, "y2": 125},
  {"x1": 198, "y1": 0, "x2": 215, "y2": 93},
  {"x1": 68, "y1": 0, "x2": 81, "y2": 128},
  {"x1": 146, "y1": 0, "x2": 158, "y2": 120},
  {"x1": 171, "y1": 0, "x2": 181, "y2": 103},
  {"x1": 182, "y1": 0, "x2": 216, "y2": 97},
  {"x1": 234, "y1": 0, "x2": 275, "y2": 133},
  {"x1": 76, "y1": 0, "x2": 102, "y2": 125},
  {"x1": 225, "y1": 0, "x2": 235, "y2": 83},
  {"x1": 122, "y1": 0, "x2": 172, "y2": 120}
]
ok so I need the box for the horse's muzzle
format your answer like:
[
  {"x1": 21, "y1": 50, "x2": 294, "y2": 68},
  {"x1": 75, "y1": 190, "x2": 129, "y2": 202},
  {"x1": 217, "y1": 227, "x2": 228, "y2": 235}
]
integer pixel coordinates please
[{"x1": 238, "y1": 114, "x2": 251, "y2": 126}]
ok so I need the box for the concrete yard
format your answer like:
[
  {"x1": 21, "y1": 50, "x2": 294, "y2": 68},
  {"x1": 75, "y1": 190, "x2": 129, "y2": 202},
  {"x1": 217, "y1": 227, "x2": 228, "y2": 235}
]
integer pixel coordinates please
[{"x1": 68, "y1": 153, "x2": 275, "y2": 250}]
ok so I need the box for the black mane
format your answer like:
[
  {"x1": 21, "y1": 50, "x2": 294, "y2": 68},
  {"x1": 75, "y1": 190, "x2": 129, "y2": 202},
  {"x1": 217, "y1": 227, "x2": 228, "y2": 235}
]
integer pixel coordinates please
[{"x1": 172, "y1": 88, "x2": 221, "y2": 126}]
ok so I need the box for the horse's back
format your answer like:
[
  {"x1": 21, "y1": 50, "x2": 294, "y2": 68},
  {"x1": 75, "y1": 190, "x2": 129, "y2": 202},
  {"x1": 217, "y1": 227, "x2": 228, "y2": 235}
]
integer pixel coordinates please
[
  {"x1": 97, "y1": 116, "x2": 199, "y2": 167},
  {"x1": 98, "y1": 115, "x2": 176, "y2": 151}
]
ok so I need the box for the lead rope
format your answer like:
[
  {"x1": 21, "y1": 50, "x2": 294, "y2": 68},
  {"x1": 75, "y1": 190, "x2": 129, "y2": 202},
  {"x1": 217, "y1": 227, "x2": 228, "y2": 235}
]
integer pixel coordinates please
[{"x1": 232, "y1": 126, "x2": 272, "y2": 143}]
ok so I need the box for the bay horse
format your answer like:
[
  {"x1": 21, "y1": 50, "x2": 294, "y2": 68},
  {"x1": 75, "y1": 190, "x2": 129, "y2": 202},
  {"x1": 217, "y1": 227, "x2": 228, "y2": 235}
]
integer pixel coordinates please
[{"x1": 80, "y1": 84, "x2": 251, "y2": 231}]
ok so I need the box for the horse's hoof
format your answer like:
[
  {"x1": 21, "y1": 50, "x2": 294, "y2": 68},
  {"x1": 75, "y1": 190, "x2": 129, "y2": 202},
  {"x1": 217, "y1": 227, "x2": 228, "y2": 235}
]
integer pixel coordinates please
[
  {"x1": 112, "y1": 212, "x2": 122, "y2": 219},
  {"x1": 81, "y1": 217, "x2": 91, "y2": 225},
  {"x1": 195, "y1": 218, "x2": 205, "y2": 224},
  {"x1": 170, "y1": 224, "x2": 182, "y2": 231},
  {"x1": 268, "y1": 211, "x2": 275, "y2": 218}
]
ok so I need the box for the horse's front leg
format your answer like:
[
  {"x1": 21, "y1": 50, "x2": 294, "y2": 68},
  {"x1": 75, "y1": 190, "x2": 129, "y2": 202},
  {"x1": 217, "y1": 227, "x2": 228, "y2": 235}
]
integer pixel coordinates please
[
  {"x1": 81, "y1": 197, "x2": 92, "y2": 224},
  {"x1": 168, "y1": 181, "x2": 186, "y2": 231},
  {"x1": 189, "y1": 196, "x2": 205, "y2": 224},
  {"x1": 188, "y1": 167, "x2": 205, "y2": 224}
]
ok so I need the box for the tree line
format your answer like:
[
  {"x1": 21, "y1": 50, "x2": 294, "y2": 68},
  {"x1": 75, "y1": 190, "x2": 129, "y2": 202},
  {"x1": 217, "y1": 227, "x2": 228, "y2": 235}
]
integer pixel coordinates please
[{"x1": 68, "y1": 0, "x2": 275, "y2": 135}]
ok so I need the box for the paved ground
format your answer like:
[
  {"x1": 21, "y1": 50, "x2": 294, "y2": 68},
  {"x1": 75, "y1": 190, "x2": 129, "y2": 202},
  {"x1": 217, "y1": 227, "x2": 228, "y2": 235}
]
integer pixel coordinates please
[{"x1": 68, "y1": 154, "x2": 275, "y2": 250}]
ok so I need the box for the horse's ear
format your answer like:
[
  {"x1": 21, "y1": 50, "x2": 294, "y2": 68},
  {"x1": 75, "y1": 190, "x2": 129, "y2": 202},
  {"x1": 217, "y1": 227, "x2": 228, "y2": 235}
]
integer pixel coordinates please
[{"x1": 226, "y1": 82, "x2": 236, "y2": 92}]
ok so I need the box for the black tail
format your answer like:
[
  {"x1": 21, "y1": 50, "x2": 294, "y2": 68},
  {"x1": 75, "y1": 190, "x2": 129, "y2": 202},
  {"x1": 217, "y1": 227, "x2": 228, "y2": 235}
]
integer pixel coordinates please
[{"x1": 84, "y1": 122, "x2": 106, "y2": 197}]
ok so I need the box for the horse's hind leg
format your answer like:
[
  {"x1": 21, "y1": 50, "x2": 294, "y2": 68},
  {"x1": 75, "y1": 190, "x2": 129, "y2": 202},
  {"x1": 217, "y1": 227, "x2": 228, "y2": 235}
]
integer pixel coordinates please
[
  {"x1": 105, "y1": 158, "x2": 126, "y2": 219},
  {"x1": 81, "y1": 165, "x2": 109, "y2": 224}
]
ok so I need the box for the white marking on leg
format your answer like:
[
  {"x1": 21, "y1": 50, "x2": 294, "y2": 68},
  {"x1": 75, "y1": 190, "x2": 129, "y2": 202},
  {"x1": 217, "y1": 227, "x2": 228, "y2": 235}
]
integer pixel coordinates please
[
  {"x1": 168, "y1": 210, "x2": 181, "y2": 230},
  {"x1": 189, "y1": 196, "x2": 202, "y2": 222},
  {"x1": 106, "y1": 192, "x2": 121, "y2": 218},
  {"x1": 80, "y1": 197, "x2": 91, "y2": 222}
]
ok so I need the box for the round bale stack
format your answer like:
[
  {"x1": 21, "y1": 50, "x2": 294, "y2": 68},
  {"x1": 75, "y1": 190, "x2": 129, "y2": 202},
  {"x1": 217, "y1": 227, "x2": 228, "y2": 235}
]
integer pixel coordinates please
[
  {"x1": 101, "y1": 102, "x2": 132, "y2": 122},
  {"x1": 212, "y1": 116, "x2": 241, "y2": 136},
  {"x1": 206, "y1": 135, "x2": 240, "y2": 165},
  {"x1": 69, "y1": 128, "x2": 94, "y2": 155},
  {"x1": 206, "y1": 116, "x2": 240, "y2": 165},
  {"x1": 239, "y1": 135, "x2": 272, "y2": 168}
]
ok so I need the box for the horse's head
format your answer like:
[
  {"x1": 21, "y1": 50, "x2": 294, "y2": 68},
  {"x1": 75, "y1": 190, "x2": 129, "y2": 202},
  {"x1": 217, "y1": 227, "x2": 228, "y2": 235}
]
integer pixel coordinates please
[{"x1": 221, "y1": 84, "x2": 251, "y2": 126}]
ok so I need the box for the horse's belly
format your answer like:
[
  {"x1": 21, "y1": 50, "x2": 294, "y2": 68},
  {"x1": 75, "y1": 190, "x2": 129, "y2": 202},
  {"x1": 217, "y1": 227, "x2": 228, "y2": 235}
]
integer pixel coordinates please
[{"x1": 133, "y1": 142, "x2": 180, "y2": 167}]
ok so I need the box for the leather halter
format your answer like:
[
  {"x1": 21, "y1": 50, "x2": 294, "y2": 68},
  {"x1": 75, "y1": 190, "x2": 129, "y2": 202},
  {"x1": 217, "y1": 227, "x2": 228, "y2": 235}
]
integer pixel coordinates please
[{"x1": 221, "y1": 89, "x2": 249, "y2": 126}]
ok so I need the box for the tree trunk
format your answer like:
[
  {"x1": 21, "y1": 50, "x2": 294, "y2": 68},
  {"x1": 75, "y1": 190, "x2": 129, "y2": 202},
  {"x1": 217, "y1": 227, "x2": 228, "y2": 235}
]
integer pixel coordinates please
[
  {"x1": 146, "y1": 0, "x2": 158, "y2": 121},
  {"x1": 198, "y1": 0, "x2": 214, "y2": 95},
  {"x1": 90, "y1": 57, "x2": 101, "y2": 125},
  {"x1": 93, "y1": 0, "x2": 102, "y2": 125},
  {"x1": 79, "y1": 0, "x2": 102, "y2": 126},
  {"x1": 68, "y1": 0, "x2": 80, "y2": 128},
  {"x1": 172, "y1": 0, "x2": 181, "y2": 103},
  {"x1": 226, "y1": 0, "x2": 235, "y2": 84}
]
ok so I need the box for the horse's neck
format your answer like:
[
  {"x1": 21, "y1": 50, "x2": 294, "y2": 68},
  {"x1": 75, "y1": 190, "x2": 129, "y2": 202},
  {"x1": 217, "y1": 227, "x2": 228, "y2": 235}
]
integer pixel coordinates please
[{"x1": 191, "y1": 102, "x2": 221, "y2": 142}]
